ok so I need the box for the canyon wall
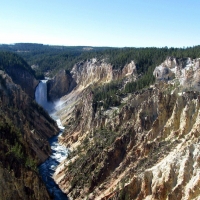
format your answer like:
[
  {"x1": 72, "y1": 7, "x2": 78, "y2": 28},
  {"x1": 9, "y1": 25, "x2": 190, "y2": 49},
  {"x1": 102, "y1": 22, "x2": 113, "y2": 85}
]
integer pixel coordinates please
[
  {"x1": 47, "y1": 59, "x2": 137, "y2": 103},
  {"x1": 154, "y1": 57, "x2": 200, "y2": 91},
  {"x1": 0, "y1": 52, "x2": 39, "y2": 98},
  {"x1": 5, "y1": 65, "x2": 38, "y2": 99},
  {"x1": 53, "y1": 57, "x2": 200, "y2": 199},
  {"x1": 71, "y1": 58, "x2": 137, "y2": 87},
  {"x1": 47, "y1": 70, "x2": 76, "y2": 102},
  {"x1": 0, "y1": 69, "x2": 58, "y2": 199}
]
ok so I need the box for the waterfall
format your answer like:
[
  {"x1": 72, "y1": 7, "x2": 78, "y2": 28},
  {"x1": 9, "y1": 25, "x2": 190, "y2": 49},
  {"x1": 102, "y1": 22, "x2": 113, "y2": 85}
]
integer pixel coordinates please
[
  {"x1": 35, "y1": 80, "x2": 53, "y2": 112},
  {"x1": 35, "y1": 80, "x2": 68, "y2": 200}
]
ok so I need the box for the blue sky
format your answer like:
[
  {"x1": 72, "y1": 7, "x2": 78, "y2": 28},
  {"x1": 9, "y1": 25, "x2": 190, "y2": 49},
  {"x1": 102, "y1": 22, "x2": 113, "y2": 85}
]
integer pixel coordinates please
[{"x1": 0, "y1": 0, "x2": 199, "y2": 47}]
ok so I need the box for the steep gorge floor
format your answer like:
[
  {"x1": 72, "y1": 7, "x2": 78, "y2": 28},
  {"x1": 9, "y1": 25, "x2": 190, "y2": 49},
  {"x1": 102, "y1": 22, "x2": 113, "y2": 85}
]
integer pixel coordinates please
[{"x1": 53, "y1": 82, "x2": 200, "y2": 199}]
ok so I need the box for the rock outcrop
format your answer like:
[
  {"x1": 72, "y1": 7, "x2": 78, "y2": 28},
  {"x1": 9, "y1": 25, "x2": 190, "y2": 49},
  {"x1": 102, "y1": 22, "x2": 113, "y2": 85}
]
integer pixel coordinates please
[
  {"x1": 55, "y1": 83, "x2": 200, "y2": 199},
  {"x1": 52, "y1": 57, "x2": 200, "y2": 199},
  {"x1": 53, "y1": 59, "x2": 137, "y2": 116},
  {"x1": 47, "y1": 70, "x2": 76, "y2": 102},
  {"x1": 71, "y1": 59, "x2": 137, "y2": 88},
  {"x1": 44, "y1": 59, "x2": 137, "y2": 104},
  {"x1": 154, "y1": 57, "x2": 200, "y2": 91}
]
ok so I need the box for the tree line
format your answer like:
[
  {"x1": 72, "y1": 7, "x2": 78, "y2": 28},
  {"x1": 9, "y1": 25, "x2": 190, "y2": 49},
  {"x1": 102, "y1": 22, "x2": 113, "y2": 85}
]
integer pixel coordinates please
[{"x1": 92, "y1": 45, "x2": 200, "y2": 110}]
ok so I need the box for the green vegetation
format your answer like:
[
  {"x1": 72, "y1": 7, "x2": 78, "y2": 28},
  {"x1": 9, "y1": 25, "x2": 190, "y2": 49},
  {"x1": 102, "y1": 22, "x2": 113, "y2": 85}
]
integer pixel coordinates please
[
  {"x1": 0, "y1": 43, "x2": 112, "y2": 78},
  {"x1": 0, "y1": 117, "x2": 37, "y2": 172},
  {"x1": 1, "y1": 43, "x2": 200, "y2": 79},
  {"x1": 91, "y1": 46, "x2": 200, "y2": 111},
  {"x1": 92, "y1": 64, "x2": 155, "y2": 112},
  {"x1": 92, "y1": 80, "x2": 123, "y2": 110},
  {"x1": 0, "y1": 65, "x2": 55, "y2": 175},
  {"x1": 66, "y1": 128, "x2": 120, "y2": 196},
  {"x1": 92, "y1": 67, "x2": 155, "y2": 112},
  {"x1": 0, "y1": 51, "x2": 35, "y2": 76},
  {"x1": 124, "y1": 65, "x2": 155, "y2": 93}
]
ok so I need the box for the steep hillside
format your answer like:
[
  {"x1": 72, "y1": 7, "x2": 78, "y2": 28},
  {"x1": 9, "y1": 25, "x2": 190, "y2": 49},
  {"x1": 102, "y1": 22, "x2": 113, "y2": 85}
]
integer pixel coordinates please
[
  {"x1": 0, "y1": 68, "x2": 59, "y2": 198},
  {"x1": 0, "y1": 52, "x2": 38, "y2": 98},
  {"x1": 2, "y1": 45, "x2": 200, "y2": 199},
  {"x1": 0, "y1": 43, "x2": 113, "y2": 78},
  {"x1": 53, "y1": 57, "x2": 200, "y2": 199},
  {"x1": 47, "y1": 69, "x2": 76, "y2": 102}
]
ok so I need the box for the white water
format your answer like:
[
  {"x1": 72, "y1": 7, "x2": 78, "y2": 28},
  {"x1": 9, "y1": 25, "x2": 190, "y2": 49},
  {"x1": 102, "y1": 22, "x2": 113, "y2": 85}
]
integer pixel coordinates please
[
  {"x1": 35, "y1": 80, "x2": 68, "y2": 200},
  {"x1": 35, "y1": 80, "x2": 54, "y2": 113},
  {"x1": 38, "y1": 132, "x2": 68, "y2": 199}
]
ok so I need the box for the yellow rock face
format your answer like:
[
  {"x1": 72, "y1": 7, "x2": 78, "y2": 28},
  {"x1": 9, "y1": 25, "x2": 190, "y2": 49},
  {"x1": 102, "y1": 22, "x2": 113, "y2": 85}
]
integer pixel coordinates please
[{"x1": 52, "y1": 57, "x2": 200, "y2": 199}]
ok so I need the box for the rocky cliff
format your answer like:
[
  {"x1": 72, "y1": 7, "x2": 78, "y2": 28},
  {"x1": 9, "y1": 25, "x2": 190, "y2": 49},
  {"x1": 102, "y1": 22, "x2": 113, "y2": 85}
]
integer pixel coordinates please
[
  {"x1": 0, "y1": 52, "x2": 39, "y2": 98},
  {"x1": 47, "y1": 70, "x2": 76, "y2": 102},
  {"x1": 5, "y1": 65, "x2": 38, "y2": 99},
  {"x1": 0, "y1": 68, "x2": 59, "y2": 199},
  {"x1": 153, "y1": 57, "x2": 200, "y2": 91},
  {"x1": 71, "y1": 58, "x2": 137, "y2": 88},
  {"x1": 52, "y1": 57, "x2": 200, "y2": 199},
  {"x1": 52, "y1": 59, "x2": 137, "y2": 117},
  {"x1": 47, "y1": 59, "x2": 137, "y2": 104}
]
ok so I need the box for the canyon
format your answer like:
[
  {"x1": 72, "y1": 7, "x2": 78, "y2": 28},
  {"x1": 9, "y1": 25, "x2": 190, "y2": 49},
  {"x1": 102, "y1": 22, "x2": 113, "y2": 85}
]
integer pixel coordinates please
[
  {"x1": 35, "y1": 80, "x2": 68, "y2": 199},
  {"x1": 50, "y1": 57, "x2": 200, "y2": 199},
  {"x1": 0, "y1": 67, "x2": 58, "y2": 198},
  {"x1": 1, "y1": 47, "x2": 200, "y2": 200}
]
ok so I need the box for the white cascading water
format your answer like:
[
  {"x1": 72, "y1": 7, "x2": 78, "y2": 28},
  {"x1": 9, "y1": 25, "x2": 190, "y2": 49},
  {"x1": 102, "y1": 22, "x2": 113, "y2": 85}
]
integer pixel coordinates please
[
  {"x1": 35, "y1": 80, "x2": 53, "y2": 112},
  {"x1": 35, "y1": 80, "x2": 47, "y2": 106},
  {"x1": 35, "y1": 80, "x2": 68, "y2": 200}
]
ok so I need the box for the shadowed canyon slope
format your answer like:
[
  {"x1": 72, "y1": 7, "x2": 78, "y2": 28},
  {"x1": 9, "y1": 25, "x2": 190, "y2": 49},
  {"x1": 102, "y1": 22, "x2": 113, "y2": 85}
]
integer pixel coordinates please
[
  {"x1": 53, "y1": 56, "x2": 200, "y2": 199},
  {"x1": 47, "y1": 69, "x2": 76, "y2": 102},
  {"x1": 0, "y1": 52, "x2": 39, "y2": 98},
  {"x1": 0, "y1": 52, "x2": 59, "y2": 199}
]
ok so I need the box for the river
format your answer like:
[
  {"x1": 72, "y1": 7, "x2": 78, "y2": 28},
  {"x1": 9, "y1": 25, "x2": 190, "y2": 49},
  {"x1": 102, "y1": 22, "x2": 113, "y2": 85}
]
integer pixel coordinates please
[{"x1": 35, "y1": 80, "x2": 68, "y2": 200}]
